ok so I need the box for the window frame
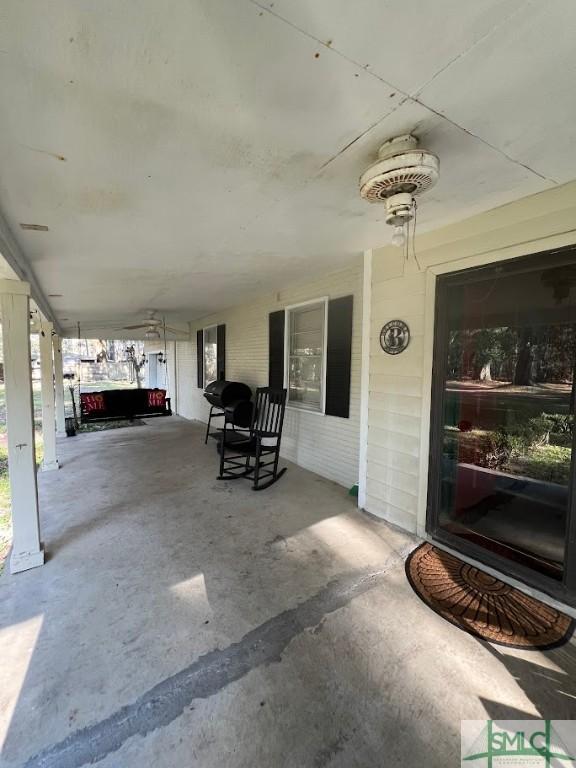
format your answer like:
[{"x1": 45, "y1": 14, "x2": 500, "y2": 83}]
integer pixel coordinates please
[
  {"x1": 202, "y1": 324, "x2": 218, "y2": 388},
  {"x1": 283, "y1": 297, "x2": 329, "y2": 415}
]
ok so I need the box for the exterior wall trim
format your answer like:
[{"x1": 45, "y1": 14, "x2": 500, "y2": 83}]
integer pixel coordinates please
[{"x1": 358, "y1": 250, "x2": 372, "y2": 510}]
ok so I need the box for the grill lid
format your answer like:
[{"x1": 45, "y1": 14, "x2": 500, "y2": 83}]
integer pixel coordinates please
[{"x1": 204, "y1": 380, "x2": 252, "y2": 407}]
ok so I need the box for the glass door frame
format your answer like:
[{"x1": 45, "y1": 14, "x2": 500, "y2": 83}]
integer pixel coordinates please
[{"x1": 426, "y1": 245, "x2": 576, "y2": 607}]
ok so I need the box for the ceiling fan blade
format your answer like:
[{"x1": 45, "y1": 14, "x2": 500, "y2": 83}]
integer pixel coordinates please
[
  {"x1": 71, "y1": 321, "x2": 123, "y2": 328},
  {"x1": 122, "y1": 324, "x2": 150, "y2": 330}
]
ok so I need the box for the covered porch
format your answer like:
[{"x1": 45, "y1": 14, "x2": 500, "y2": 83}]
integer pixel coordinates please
[
  {"x1": 2, "y1": 1, "x2": 576, "y2": 763},
  {"x1": 1, "y1": 417, "x2": 575, "y2": 767}
]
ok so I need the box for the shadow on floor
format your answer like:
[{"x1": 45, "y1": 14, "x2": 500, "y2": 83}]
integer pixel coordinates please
[{"x1": 480, "y1": 640, "x2": 576, "y2": 719}]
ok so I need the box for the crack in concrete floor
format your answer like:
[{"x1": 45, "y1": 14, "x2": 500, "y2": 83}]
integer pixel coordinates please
[{"x1": 23, "y1": 546, "x2": 413, "y2": 768}]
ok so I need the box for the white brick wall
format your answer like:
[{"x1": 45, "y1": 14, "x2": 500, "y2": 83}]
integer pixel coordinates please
[{"x1": 173, "y1": 261, "x2": 363, "y2": 489}]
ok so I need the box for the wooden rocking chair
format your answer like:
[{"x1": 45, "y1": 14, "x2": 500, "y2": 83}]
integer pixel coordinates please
[{"x1": 217, "y1": 387, "x2": 287, "y2": 491}]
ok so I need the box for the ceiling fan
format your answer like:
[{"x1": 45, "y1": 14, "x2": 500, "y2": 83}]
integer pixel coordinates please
[
  {"x1": 119, "y1": 310, "x2": 185, "y2": 339},
  {"x1": 66, "y1": 310, "x2": 188, "y2": 339}
]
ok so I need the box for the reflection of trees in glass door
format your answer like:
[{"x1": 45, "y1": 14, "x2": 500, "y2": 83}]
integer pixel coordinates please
[{"x1": 428, "y1": 250, "x2": 576, "y2": 599}]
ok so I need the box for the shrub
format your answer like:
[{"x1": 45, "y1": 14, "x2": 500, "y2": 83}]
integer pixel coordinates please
[
  {"x1": 542, "y1": 412, "x2": 573, "y2": 436},
  {"x1": 476, "y1": 428, "x2": 514, "y2": 470},
  {"x1": 474, "y1": 415, "x2": 551, "y2": 470},
  {"x1": 450, "y1": 411, "x2": 574, "y2": 473},
  {"x1": 508, "y1": 416, "x2": 551, "y2": 452}
]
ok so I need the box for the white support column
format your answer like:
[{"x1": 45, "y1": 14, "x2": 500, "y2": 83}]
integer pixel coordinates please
[
  {"x1": 39, "y1": 321, "x2": 59, "y2": 471},
  {"x1": 358, "y1": 249, "x2": 372, "y2": 510},
  {"x1": 0, "y1": 280, "x2": 44, "y2": 573},
  {"x1": 52, "y1": 334, "x2": 66, "y2": 435}
]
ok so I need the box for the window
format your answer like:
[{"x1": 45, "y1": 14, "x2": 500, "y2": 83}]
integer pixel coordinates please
[
  {"x1": 197, "y1": 324, "x2": 225, "y2": 389},
  {"x1": 203, "y1": 325, "x2": 218, "y2": 386},
  {"x1": 286, "y1": 300, "x2": 326, "y2": 412}
]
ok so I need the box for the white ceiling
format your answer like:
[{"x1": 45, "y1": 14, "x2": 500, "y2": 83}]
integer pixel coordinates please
[{"x1": 0, "y1": 0, "x2": 574, "y2": 336}]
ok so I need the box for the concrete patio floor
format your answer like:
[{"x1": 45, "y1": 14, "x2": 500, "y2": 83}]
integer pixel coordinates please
[{"x1": 0, "y1": 416, "x2": 575, "y2": 768}]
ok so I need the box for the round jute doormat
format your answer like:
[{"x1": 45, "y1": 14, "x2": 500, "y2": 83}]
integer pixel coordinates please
[{"x1": 406, "y1": 543, "x2": 574, "y2": 650}]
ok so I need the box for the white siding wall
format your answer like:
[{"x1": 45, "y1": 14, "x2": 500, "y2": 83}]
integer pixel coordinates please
[
  {"x1": 174, "y1": 261, "x2": 363, "y2": 489},
  {"x1": 366, "y1": 255, "x2": 425, "y2": 531},
  {"x1": 174, "y1": 338, "x2": 195, "y2": 420},
  {"x1": 365, "y1": 180, "x2": 576, "y2": 534}
]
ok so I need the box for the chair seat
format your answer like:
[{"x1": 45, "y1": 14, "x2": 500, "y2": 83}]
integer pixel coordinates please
[{"x1": 219, "y1": 436, "x2": 257, "y2": 455}]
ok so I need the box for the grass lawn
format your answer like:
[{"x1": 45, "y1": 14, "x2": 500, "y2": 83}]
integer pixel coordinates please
[
  {"x1": 507, "y1": 444, "x2": 572, "y2": 485},
  {"x1": 0, "y1": 451, "x2": 11, "y2": 571},
  {"x1": 79, "y1": 379, "x2": 136, "y2": 392}
]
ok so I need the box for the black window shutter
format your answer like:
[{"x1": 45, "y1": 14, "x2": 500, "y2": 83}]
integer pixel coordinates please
[
  {"x1": 325, "y1": 295, "x2": 353, "y2": 418},
  {"x1": 269, "y1": 310, "x2": 285, "y2": 389},
  {"x1": 196, "y1": 329, "x2": 204, "y2": 388},
  {"x1": 217, "y1": 324, "x2": 226, "y2": 380}
]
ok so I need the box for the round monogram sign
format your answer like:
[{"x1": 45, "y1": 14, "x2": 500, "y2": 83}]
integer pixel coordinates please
[{"x1": 380, "y1": 320, "x2": 410, "y2": 355}]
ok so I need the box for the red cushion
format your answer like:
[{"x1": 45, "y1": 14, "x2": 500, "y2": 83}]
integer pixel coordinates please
[
  {"x1": 148, "y1": 389, "x2": 166, "y2": 408},
  {"x1": 80, "y1": 393, "x2": 105, "y2": 413}
]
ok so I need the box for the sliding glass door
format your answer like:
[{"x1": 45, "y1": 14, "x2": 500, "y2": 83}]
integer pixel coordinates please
[{"x1": 428, "y1": 249, "x2": 576, "y2": 599}]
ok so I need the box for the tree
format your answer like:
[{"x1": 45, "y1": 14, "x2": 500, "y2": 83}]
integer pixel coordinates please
[
  {"x1": 95, "y1": 339, "x2": 108, "y2": 363},
  {"x1": 125, "y1": 345, "x2": 146, "y2": 388},
  {"x1": 513, "y1": 327, "x2": 534, "y2": 385},
  {"x1": 470, "y1": 328, "x2": 502, "y2": 381}
]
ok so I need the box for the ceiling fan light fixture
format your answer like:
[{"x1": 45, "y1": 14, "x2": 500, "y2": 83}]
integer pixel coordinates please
[
  {"x1": 391, "y1": 225, "x2": 406, "y2": 248},
  {"x1": 385, "y1": 192, "x2": 414, "y2": 227},
  {"x1": 359, "y1": 134, "x2": 439, "y2": 204},
  {"x1": 359, "y1": 134, "x2": 439, "y2": 252},
  {"x1": 145, "y1": 328, "x2": 160, "y2": 340}
]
